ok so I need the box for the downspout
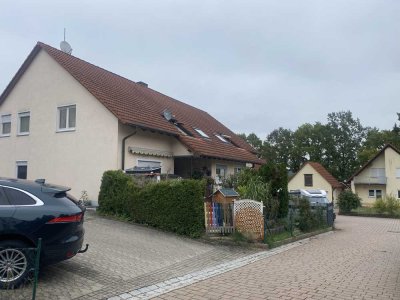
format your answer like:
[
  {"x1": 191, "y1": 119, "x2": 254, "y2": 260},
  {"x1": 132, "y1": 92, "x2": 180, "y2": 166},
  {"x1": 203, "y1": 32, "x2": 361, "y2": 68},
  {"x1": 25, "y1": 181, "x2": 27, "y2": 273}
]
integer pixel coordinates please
[{"x1": 121, "y1": 130, "x2": 137, "y2": 171}]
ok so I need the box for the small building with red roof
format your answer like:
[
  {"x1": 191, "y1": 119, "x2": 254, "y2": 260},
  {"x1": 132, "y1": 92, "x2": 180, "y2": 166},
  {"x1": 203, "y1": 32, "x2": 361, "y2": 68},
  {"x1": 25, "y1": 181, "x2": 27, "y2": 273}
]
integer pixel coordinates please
[{"x1": 288, "y1": 161, "x2": 343, "y2": 204}]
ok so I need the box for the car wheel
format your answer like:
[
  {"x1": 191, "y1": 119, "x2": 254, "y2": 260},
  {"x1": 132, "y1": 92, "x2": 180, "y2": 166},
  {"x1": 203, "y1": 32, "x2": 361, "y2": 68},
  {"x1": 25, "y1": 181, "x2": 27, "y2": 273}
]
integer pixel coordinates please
[{"x1": 0, "y1": 240, "x2": 32, "y2": 289}]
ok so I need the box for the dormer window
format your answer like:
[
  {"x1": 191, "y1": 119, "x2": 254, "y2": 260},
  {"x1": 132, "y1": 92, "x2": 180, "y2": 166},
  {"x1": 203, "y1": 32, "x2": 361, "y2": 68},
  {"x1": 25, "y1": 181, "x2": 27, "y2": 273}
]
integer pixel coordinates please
[
  {"x1": 194, "y1": 128, "x2": 209, "y2": 138},
  {"x1": 215, "y1": 134, "x2": 229, "y2": 143}
]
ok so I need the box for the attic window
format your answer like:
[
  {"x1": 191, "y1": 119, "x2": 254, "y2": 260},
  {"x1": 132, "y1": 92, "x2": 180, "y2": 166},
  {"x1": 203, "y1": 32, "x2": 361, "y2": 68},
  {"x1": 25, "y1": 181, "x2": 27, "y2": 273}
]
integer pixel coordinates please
[
  {"x1": 215, "y1": 134, "x2": 229, "y2": 143},
  {"x1": 194, "y1": 128, "x2": 209, "y2": 138}
]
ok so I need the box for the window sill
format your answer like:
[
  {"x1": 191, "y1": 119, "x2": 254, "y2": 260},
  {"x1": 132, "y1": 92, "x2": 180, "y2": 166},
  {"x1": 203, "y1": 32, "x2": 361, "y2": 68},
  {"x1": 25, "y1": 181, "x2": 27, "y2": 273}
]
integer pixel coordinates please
[
  {"x1": 17, "y1": 132, "x2": 30, "y2": 136},
  {"x1": 0, "y1": 134, "x2": 10, "y2": 138},
  {"x1": 56, "y1": 128, "x2": 76, "y2": 133}
]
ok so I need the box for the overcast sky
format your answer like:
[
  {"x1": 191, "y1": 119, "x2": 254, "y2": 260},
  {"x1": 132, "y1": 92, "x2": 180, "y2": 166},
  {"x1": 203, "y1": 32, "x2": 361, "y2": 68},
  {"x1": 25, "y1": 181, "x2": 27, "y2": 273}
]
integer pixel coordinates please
[{"x1": 1, "y1": 0, "x2": 399, "y2": 139}]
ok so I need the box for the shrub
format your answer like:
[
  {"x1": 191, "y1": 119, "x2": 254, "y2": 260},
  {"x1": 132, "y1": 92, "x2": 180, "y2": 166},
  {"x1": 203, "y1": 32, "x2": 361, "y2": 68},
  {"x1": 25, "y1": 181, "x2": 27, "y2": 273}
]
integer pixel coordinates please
[
  {"x1": 384, "y1": 195, "x2": 400, "y2": 215},
  {"x1": 338, "y1": 189, "x2": 361, "y2": 213},
  {"x1": 129, "y1": 179, "x2": 205, "y2": 237},
  {"x1": 373, "y1": 198, "x2": 386, "y2": 214},
  {"x1": 239, "y1": 176, "x2": 279, "y2": 220},
  {"x1": 98, "y1": 171, "x2": 205, "y2": 237},
  {"x1": 98, "y1": 170, "x2": 138, "y2": 216},
  {"x1": 297, "y1": 197, "x2": 315, "y2": 232}
]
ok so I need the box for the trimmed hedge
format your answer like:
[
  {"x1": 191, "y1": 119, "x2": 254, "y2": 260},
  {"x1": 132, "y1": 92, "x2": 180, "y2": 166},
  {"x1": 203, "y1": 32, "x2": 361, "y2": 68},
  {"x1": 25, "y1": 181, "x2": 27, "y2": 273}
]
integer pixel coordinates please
[{"x1": 98, "y1": 171, "x2": 205, "y2": 237}]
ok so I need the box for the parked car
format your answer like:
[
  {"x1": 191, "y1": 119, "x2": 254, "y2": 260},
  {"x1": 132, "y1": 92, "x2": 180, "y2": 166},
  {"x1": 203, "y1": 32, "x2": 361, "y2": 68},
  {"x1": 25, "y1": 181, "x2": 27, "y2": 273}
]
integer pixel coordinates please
[{"x1": 0, "y1": 177, "x2": 87, "y2": 288}]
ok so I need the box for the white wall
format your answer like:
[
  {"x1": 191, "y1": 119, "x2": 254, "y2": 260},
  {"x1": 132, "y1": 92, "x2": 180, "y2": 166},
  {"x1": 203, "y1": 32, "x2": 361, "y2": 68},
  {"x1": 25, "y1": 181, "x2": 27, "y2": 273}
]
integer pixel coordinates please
[
  {"x1": 0, "y1": 49, "x2": 119, "y2": 202},
  {"x1": 118, "y1": 124, "x2": 192, "y2": 174}
]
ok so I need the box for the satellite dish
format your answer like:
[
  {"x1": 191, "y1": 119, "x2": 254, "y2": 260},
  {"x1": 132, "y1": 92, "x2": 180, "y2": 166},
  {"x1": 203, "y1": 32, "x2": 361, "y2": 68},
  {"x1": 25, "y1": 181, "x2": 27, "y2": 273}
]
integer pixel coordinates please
[
  {"x1": 163, "y1": 109, "x2": 173, "y2": 121},
  {"x1": 60, "y1": 41, "x2": 72, "y2": 54}
]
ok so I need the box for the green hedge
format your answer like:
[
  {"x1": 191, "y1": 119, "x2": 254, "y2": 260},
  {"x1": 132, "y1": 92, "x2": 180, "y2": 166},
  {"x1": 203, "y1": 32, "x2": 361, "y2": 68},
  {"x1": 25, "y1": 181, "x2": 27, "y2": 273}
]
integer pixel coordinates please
[{"x1": 98, "y1": 171, "x2": 205, "y2": 237}]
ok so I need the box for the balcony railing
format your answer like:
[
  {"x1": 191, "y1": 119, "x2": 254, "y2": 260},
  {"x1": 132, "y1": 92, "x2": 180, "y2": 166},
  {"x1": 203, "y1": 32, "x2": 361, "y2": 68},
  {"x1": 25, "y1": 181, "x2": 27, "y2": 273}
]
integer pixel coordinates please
[{"x1": 353, "y1": 176, "x2": 387, "y2": 185}]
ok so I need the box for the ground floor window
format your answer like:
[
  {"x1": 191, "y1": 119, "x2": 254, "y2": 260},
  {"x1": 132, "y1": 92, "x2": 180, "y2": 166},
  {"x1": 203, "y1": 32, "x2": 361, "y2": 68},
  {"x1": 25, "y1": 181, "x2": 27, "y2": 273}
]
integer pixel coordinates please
[
  {"x1": 216, "y1": 164, "x2": 227, "y2": 183},
  {"x1": 368, "y1": 189, "x2": 382, "y2": 198},
  {"x1": 16, "y1": 161, "x2": 28, "y2": 179},
  {"x1": 137, "y1": 160, "x2": 161, "y2": 168},
  {"x1": 234, "y1": 166, "x2": 242, "y2": 175},
  {"x1": 397, "y1": 190, "x2": 400, "y2": 199}
]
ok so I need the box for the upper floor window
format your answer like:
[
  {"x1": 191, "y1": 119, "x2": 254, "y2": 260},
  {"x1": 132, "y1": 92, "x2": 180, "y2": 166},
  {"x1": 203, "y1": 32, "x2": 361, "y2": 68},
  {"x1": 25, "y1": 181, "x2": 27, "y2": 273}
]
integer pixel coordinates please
[
  {"x1": 0, "y1": 114, "x2": 11, "y2": 136},
  {"x1": 194, "y1": 128, "x2": 209, "y2": 138},
  {"x1": 304, "y1": 174, "x2": 313, "y2": 186},
  {"x1": 58, "y1": 105, "x2": 76, "y2": 131},
  {"x1": 18, "y1": 112, "x2": 30, "y2": 135},
  {"x1": 370, "y1": 168, "x2": 385, "y2": 178}
]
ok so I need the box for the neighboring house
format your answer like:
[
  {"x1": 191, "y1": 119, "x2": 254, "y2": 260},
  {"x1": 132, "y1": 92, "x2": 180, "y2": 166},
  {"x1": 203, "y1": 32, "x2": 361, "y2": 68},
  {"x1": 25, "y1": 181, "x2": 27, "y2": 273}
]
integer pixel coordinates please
[
  {"x1": 288, "y1": 161, "x2": 343, "y2": 203},
  {"x1": 347, "y1": 144, "x2": 400, "y2": 206},
  {"x1": 0, "y1": 42, "x2": 263, "y2": 204}
]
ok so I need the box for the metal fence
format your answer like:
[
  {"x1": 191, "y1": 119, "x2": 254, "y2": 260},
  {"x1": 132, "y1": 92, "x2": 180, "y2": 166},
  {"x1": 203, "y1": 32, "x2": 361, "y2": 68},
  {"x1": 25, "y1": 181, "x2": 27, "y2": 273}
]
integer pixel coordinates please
[{"x1": 0, "y1": 239, "x2": 41, "y2": 300}]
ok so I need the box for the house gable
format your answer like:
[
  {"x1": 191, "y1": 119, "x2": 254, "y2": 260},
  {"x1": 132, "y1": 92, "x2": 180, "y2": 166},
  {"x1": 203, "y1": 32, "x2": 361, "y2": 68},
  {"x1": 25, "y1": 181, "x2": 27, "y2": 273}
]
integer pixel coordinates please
[{"x1": 0, "y1": 48, "x2": 120, "y2": 201}]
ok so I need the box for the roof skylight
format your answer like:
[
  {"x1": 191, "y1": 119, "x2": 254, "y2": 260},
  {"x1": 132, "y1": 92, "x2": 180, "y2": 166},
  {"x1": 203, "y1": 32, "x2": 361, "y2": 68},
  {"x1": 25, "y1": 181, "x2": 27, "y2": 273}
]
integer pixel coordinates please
[
  {"x1": 215, "y1": 134, "x2": 229, "y2": 143},
  {"x1": 194, "y1": 128, "x2": 209, "y2": 138}
]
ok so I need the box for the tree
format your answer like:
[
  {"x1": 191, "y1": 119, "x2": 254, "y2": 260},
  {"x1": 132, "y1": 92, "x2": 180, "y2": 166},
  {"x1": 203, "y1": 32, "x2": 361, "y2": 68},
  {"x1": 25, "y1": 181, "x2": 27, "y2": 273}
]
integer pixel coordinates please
[
  {"x1": 325, "y1": 111, "x2": 368, "y2": 181},
  {"x1": 262, "y1": 127, "x2": 294, "y2": 168},
  {"x1": 258, "y1": 161, "x2": 289, "y2": 218}
]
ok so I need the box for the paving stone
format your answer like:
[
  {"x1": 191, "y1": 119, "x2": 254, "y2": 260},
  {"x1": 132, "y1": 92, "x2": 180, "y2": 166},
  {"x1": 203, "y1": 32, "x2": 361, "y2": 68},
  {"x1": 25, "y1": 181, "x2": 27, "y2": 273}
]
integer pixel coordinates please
[{"x1": 152, "y1": 216, "x2": 400, "y2": 299}]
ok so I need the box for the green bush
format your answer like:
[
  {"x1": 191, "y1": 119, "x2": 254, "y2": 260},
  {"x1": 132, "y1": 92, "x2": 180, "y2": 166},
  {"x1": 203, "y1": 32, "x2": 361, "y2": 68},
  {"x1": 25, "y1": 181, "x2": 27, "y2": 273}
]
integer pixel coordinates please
[
  {"x1": 98, "y1": 170, "x2": 138, "y2": 216},
  {"x1": 373, "y1": 195, "x2": 400, "y2": 215},
  {"x1": 297, "y1": 198, "x2": 315, "y2": 232},
  {"x1": 338, "y1": 189, "x2": 362, "y2": 213},
  {"x1": 384, "y1": 195, "x2": 400, "y2": 215},
  {"x1": 98, "y1": 171, "x2": 205, "y2": 237},
  {"x1": 373, "y1": 198, "x2": 386, "y2": 214}
]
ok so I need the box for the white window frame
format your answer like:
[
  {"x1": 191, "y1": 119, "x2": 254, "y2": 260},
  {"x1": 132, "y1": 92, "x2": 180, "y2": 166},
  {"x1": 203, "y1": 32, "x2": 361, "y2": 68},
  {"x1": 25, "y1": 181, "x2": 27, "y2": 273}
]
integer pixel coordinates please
[
  {"x1": 0, "y1": 114, "x2": 11, "y2": 137},
  {"x1": 234, "y1": 166, "x2": 242, "y2": 174},
  {"x1": 194, "y1": 128, "x2": 209, "y2": 138},
  {"x1": 368, "y1": 189, "x2": 375, "y2": 198},
  {"x1": 17, "y1": 111, "x2": 30, "y2": 136},
  {"x1": 16, "y1": 161, "x2": 28, "y2": 179},
  {"x1": 57, "y1": 104, "x2": 76, "y2": 132},
  {"x1": 368, "y1": 189, "x2": 383, "y2": 198},
  {"x1": 396, "y1": 168, "x2": 400, "y2": 178}
]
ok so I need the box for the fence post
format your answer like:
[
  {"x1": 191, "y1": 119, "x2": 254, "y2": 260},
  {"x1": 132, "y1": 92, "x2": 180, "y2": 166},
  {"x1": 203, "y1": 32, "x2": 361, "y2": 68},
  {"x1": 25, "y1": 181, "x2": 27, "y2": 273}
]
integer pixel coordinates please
[{"x1": 32, "y1": 238, "x2": 42, "y2": 300}]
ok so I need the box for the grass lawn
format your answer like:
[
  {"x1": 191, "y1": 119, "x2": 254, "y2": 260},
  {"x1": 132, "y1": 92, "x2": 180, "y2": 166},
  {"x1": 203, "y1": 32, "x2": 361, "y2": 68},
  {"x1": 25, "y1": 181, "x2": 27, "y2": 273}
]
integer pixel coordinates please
[
  {"x1": 265, "y1": 227, "x2": 331, "y2": 248},
  {"x1": 348, "y1": 207, "x2": 400, "y2": 218}
]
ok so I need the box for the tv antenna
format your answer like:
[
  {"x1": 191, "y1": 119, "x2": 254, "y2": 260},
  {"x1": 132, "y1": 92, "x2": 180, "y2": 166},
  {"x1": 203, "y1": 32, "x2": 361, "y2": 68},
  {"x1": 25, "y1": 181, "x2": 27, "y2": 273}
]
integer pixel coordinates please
[{"x1": 60, "y1": 28, "x2": 73, "y2": 54}]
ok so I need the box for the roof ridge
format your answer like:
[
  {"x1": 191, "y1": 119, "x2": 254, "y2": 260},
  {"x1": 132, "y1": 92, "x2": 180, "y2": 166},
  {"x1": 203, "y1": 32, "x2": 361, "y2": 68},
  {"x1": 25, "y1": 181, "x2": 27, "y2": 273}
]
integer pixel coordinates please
[
  {"x1": 37, "y1": 41, "x2": 143, "y2": 88},
  {"x1": 37, "y1": 42, "x2": 211, "y2": 116}
]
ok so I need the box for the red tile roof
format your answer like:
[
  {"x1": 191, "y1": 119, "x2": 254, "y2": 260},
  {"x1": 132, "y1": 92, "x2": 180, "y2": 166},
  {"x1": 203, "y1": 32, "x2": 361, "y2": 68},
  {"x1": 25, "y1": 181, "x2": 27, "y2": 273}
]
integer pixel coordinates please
[
  {"x1": 290, "y1": 161, "x2": 342, "y2": 188},
  {"x1": 0, "y1": 42, "x2": 263, "y2": 164}
]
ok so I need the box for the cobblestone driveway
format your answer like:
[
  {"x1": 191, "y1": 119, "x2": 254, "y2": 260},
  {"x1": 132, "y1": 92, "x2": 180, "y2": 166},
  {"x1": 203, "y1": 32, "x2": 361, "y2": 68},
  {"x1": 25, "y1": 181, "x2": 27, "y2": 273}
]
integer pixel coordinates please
[
  {"x1": 154, "y1": 216, "x2": 400, "y2": 300},
  {"x1": 1, "y1": 211, "x2": 257, "y2": 300}
]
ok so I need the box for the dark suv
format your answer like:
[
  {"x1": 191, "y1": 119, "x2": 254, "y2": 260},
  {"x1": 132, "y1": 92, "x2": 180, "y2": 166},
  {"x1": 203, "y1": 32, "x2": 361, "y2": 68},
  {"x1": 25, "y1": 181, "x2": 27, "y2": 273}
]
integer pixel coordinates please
[{"x1": 0, "y1": 178, "x2": 87, "y2": 288}]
